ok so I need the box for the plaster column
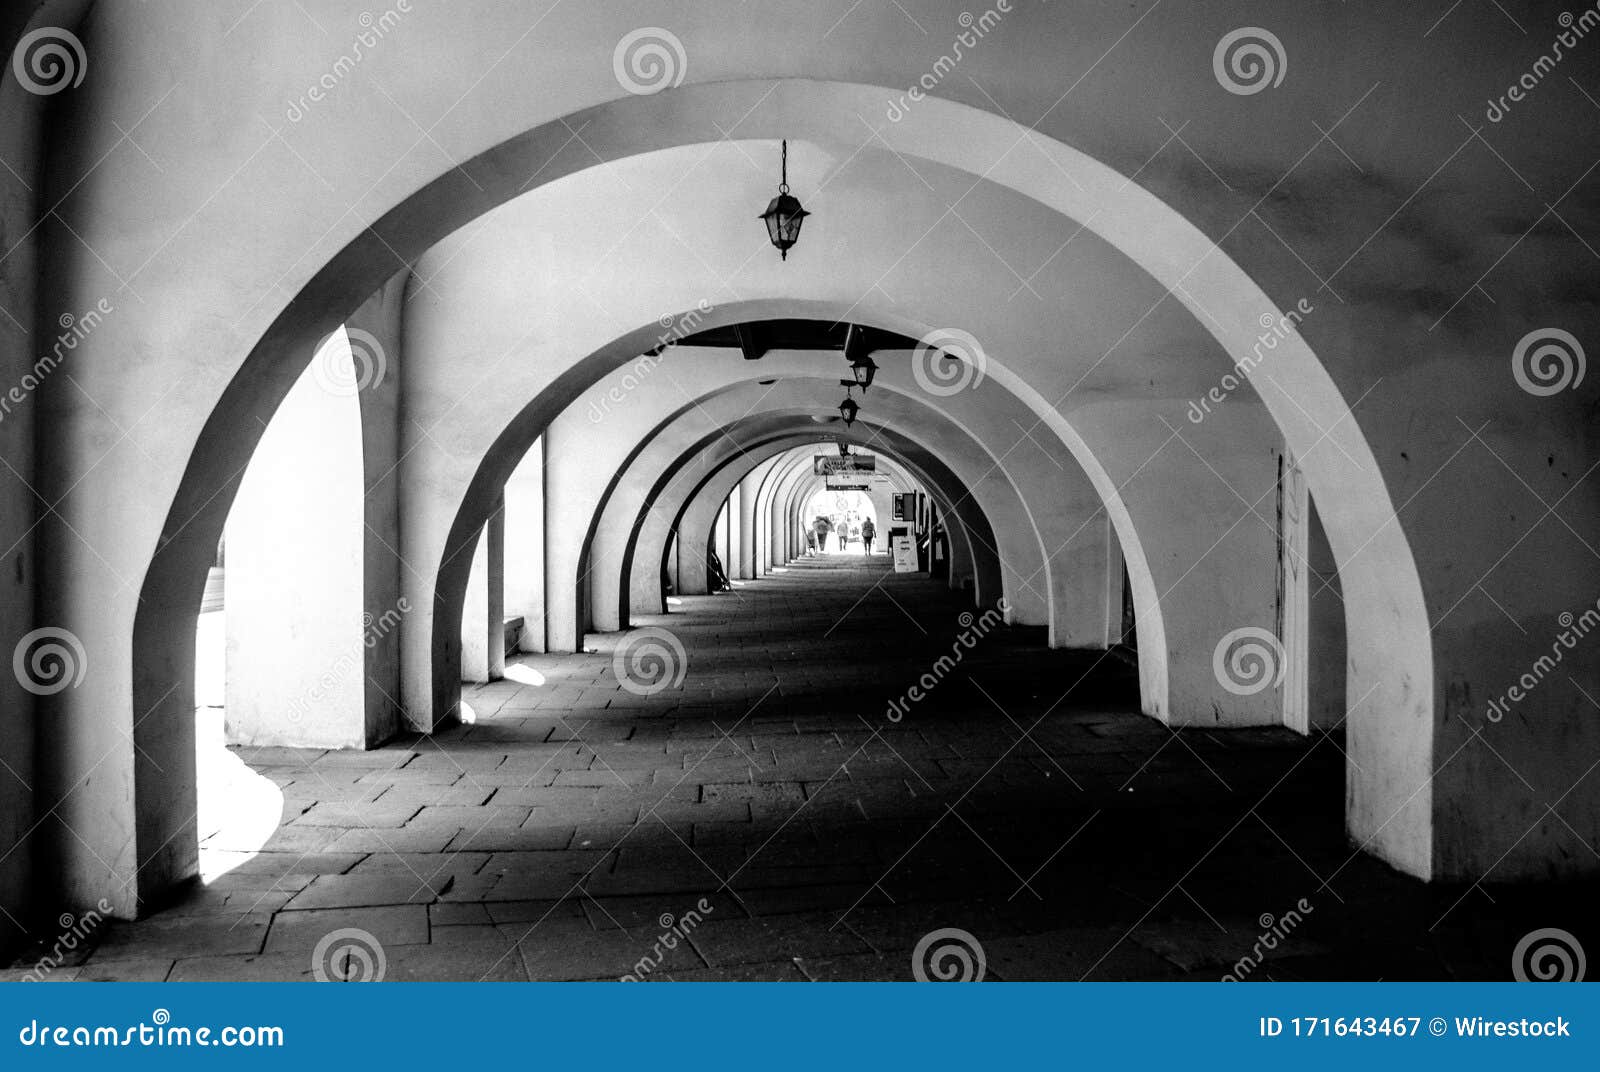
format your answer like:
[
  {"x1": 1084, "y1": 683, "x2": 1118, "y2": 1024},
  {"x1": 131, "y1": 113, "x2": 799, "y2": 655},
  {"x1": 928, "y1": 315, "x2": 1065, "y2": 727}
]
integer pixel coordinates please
[
  {"x1": 737, "y1": 469, "x2": 763, "y2": 578},
  {"x1": 461, "y1": 497, "x2": 505, "y2": 683},
  {"x1": 350, "y1": 278, "x2": 407, "y2": 742},
  {"x1": 504, "y1": 438, "x2": 546, "y2": 652},
  {"x1": 714, "y1": 500, "x2": 732, "y2": 580},
  {"x1": 542, "y1": 413, "x2": 587, "y2": 652}
]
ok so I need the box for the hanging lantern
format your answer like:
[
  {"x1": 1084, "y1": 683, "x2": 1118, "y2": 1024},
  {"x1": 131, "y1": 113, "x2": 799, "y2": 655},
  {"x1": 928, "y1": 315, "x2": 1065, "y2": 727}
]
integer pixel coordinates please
[
  {"x1": 837, "y1": 394, "x2": 859, "y2": 426},
  {"x1": 759, "y1": 140, "x2": 809, "y2": 259},
  {"x1": 848, "y1": 355, "x2": 877, "y2": 391}
]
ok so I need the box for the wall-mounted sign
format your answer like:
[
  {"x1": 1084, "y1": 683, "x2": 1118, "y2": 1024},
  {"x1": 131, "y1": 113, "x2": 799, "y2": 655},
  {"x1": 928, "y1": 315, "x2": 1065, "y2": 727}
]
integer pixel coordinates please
[
  {"x1": 825, "y1": 480, "x2": 870, "y2": 491},
  {"x1": 891, "y1": 492, "x2": 916, "y2": 521},
  {"x1": 814, "y1": 454, "x2": 875, "y2": 475}
]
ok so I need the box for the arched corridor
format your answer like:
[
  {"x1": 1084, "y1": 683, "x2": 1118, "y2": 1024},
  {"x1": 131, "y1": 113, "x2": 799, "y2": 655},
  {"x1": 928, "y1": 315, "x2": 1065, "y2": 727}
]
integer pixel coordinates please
[
  {"x1": 2, "y1": 2, "x2": 1596, "y2": 993},
  {"x1": 31, "y1": 558, "x2": 1570, "y2": 981}
]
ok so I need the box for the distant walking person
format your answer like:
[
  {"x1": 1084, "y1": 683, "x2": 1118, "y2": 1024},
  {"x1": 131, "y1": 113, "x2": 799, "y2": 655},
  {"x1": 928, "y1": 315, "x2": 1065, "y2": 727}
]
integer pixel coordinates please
[
  {"x1": 861, "y1": 517, "x2": 876, "y2": 555},
  {"x1": 813, "y1": 515, "x2": 831, "y2": 554}
]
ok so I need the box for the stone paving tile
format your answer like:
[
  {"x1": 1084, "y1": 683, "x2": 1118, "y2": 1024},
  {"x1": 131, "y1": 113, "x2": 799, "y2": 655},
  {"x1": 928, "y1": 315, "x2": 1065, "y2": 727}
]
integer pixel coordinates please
[
  {"x1": 410, "y1": 804, "x2": 530, "y2": 828},
  {"x1": 381, "y1": 934, "x2": 531, "y2": 981},
  {"x1": 688, "y1": 911, "x2": 873, "y2": 967},
  {"x1": 664, "y1": 961, "x2": 807, "y2": 981},
  {"x1": 162, "y1": 889, "x2": 296, "y2": 917},
  {"x1": 580, "y1": 891, "x2": 747, "y2": 932},
  {"x1": 207, "y1": 852, "x2": 366, "y2": 877},
  {"x1": 479, "y1": 850, "x2": 614, "y2": 877},
  {"x1": 447, "y1": 824, "x2": 574, "y2": 852},
  {"x1": 262, "y1": 904, "x2": 429, "y2": 955},
  {"x1": 91, "y1": 914, "x2": 271, "y2": 961},
  {"x1": 282, "y1": 874, "x2": 452, "y2": 911},
  {"x1": 201, "y1": 871, "x2": 319, "y2": 894},
  {"x1": 519, "y1": 926, "x2": 705, "y2": 981},
  {"x1": 984, "y1": 929, "x2": 1184, "y2": 981},
  {"x1": 167, "y1": 953, "x2": 316, "y2": 982},
  {"x1": 431, "y1": 902, "x2": 494, "y2": 927},
  {"x1": 375, "y1": 785, "x2": 494, "y2": 807},
  {"x1": 73, "y1": 958, "x2": 175, "y2": 982},
  {"x1": 292, "y1": 802, "x2": 419, "y2": 828},
  {"x1": 483, "y1": 900, "x2": 588, "y2": 926},
  {"x1": 795, "y1": 952, "x2": 905, "y2": 982},
  {"x1": 345, "y1": 851, "x2": 490, "y2": 879},
  {"x1": 327, "y1": 827, "x2": 460, "y2": 853}
]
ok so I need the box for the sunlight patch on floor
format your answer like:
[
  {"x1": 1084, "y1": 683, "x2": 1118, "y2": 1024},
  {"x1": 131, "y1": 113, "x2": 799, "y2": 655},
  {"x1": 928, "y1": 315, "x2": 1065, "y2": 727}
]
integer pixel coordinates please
[{"x1": 194, "y1": 610, "x2": 286, "y2": 883}]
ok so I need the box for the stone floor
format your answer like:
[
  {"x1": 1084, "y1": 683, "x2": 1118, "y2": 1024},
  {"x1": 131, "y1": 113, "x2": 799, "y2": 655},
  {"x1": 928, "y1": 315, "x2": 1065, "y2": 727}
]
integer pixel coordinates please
[{"x1": 6, "y1": 557, "x2": 1593, "y2": 981}]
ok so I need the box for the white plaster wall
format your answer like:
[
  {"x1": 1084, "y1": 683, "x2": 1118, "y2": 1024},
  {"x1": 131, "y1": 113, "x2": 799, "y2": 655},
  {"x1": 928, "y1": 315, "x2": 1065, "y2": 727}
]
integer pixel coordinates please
[{"x1": 224, "y1": 335, "x2": 366, "y2": 748}]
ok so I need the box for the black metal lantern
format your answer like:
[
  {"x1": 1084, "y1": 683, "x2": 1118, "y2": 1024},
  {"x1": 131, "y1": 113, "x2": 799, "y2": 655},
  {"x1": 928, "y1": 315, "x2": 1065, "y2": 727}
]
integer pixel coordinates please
[
  {"x1": 759, "y1": 140, "x2": 809, "y2": 259},
  {"x1": 848, "y1": 355, "x2": 877, "y2": 391},
  {"x1": 837, "y1": 394, "x2": 859, "y2": 426}
]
